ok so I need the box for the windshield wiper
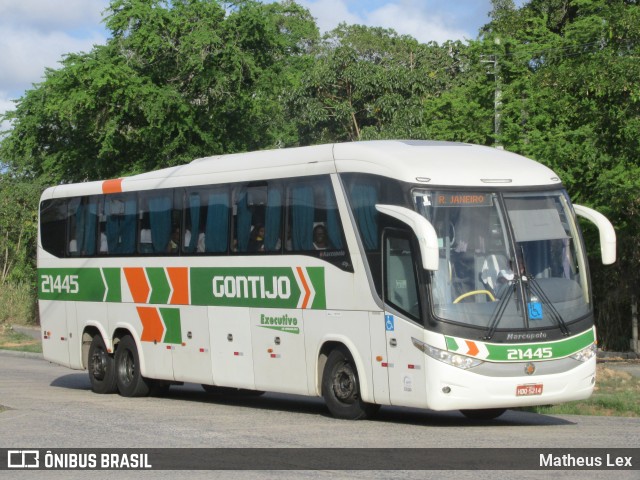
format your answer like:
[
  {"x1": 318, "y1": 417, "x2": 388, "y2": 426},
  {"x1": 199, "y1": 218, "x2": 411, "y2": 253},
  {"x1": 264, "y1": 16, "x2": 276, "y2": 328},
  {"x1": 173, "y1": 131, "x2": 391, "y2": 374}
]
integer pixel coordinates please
[
  {"x1": 526, "y1": 275, "x2": 570, "y2": 336},
  {"x1": 515, "y1": 246, "x2": 570, "y2": 336},
  {"x1": 483, "y1": 280, "x2": 516, "y2": 341}
]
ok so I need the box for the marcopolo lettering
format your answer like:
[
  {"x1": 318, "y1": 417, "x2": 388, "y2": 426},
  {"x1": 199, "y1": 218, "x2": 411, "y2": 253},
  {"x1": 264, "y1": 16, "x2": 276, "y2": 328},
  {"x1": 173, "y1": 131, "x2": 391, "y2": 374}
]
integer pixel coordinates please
[{"x1": 212, "y1": 275, "x2": 291, "y2": 300}]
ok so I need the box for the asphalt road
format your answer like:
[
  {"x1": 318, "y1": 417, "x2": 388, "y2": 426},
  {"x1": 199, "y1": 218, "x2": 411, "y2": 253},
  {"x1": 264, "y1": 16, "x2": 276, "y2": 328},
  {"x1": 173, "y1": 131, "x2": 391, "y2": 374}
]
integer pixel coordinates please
[{"x1": 1, "y1": 350, "x2": 639, "y2": 480}]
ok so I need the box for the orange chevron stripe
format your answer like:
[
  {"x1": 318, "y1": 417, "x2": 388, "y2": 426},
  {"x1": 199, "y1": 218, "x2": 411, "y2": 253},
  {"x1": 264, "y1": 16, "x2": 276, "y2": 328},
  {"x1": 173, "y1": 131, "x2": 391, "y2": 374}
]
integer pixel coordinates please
[
  {"x1": 465, "y1": 340, "x2": 479, "y2": 357},
  {"x1": 137, "y1": 306, "x2": 164, "y2": 342},
  {"x1": 124, "y1": 267, "x2": 150, "y2": 303},
  {"x1": 102, "y1": 178, "x2": 123, "y2": 194},
  {"x1": 167, "y1": 267, "x2": 189, "y2": 305},
  {"x1": 296, "y1": 266, "x2": 311, "y2": 309}
]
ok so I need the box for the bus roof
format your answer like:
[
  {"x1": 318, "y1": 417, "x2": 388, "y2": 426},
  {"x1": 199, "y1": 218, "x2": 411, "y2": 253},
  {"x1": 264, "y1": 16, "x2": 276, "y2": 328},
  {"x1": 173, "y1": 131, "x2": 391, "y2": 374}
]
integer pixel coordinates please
[
  {"x1": 41, "y1": 140, "x2": 562, "y2": 200},
  {"x1": 332, "y1": 140, "x2": 561, "y2": 187}
]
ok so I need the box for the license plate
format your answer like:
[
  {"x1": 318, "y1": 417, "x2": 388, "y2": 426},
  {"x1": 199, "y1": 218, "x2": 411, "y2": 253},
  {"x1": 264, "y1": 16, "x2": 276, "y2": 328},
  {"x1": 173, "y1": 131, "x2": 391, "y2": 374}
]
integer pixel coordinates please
[{"x1": 516, "y1": 383, "x2": 543, "y2": 396}]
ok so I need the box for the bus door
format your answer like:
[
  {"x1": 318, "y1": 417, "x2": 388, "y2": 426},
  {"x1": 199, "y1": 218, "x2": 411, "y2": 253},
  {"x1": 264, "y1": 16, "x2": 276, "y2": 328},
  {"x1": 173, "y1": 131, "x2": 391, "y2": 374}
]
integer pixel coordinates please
[
  {"x1": 211, "y1": 307, "x2": 256, "y2": 390},
  {"x1": 251, "y1": 307, "x2": 308, "y2": 395},
  {"x1": 171, "y1": 306, "x2": 213, "y2": 385},
  {"x1": 39, "y1": 300, "x2": 72, "y2": 368},
  {"x1": 382, "y1": 229, "x2": 428, "y2": 408}
]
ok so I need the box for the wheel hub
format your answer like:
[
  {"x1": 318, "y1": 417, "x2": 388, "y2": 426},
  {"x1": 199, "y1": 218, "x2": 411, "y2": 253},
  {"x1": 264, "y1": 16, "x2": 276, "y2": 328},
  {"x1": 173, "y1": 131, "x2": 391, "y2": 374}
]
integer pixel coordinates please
[
  {"x1": 90, "y1": 351, "x2": 107, "y2": 380},
  {"x1": 332, "y1": 364, "x2": 357, "y2": 404}
]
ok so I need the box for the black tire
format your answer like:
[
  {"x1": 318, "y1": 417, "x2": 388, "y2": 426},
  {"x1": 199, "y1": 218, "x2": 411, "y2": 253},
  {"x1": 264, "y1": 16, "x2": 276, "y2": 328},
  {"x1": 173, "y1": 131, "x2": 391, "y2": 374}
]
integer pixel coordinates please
[
  {"x1": 322, "y1": 346, "x2": 379, "y2": 420},
  {"x1": 460, "y1": 408, "x2": 507, "y2": 420},
  {"x1": 114, "y1": 335, "x2": 151, "y2": 397},
  {"x1": 87, "y1": 335, "x2": 117, "y2": 394}
]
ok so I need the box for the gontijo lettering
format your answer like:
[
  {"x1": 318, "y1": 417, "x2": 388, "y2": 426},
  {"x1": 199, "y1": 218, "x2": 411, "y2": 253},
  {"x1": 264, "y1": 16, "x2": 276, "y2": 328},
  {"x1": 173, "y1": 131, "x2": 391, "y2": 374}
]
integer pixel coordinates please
[{"x1": 212, "y1": 275, "x2": 291, "y2": 300}]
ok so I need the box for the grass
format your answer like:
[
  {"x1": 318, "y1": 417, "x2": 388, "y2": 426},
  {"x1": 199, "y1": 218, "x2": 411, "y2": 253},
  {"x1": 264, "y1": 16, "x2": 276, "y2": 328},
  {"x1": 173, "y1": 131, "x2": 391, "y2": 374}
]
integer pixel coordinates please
[
  {"x1": 0, "y1": 283, "x2": 37, "y2": 325},
  {"x1": 520, "y1": 363, "x2": 640, "y2": 417},
  {"x1": 0, "y1": 324, "x2": 42, "y2": 353}
]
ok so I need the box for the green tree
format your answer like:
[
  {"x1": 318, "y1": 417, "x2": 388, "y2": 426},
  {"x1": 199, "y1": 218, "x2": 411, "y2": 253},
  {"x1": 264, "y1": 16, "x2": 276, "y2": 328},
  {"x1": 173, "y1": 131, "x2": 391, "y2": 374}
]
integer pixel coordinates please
[
  {"x1": 0, "y1": 175, "x2": 42, "y2": 286},
  {"x1": 289, "y1": 24, "x2": 469, "y2": 143},
  {"x1": 0, "y1": 0, "x2": 318, "y2": 183}
]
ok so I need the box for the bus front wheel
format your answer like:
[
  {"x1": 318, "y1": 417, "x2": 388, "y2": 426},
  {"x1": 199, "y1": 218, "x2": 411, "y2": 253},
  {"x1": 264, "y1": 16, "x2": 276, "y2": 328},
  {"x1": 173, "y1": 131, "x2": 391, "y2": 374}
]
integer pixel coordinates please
[
  {"x1": 322, "y1": 346, "x2": 379, "y2": 420},
  {"x1": 87, "y1": 335, "x2": 117, "y2": 394},
  {"x1": 115, "y1": 335, "x2": 151, "y2": 397}
]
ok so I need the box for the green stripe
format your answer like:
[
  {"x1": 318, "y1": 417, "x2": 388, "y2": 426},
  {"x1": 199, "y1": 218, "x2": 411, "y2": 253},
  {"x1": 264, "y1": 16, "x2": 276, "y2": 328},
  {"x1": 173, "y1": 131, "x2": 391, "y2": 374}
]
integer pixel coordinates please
[
  {"x1": 102, "y1": 268, "x2": 121, "y2": 302},
  {"x1": 147, "y1": 268, "x2": 171, "y2": 304},
  {"x1": 38, "y1": 268, "x2": 104, "y2": 302},
  {"x1": 160, "y1": 308, "x2": 182, "y2": 344},
  {"x1": 484, "y1": 329, "x2": 594, "y2": 361},
  {"x1": 445, "y1": 336, "x2": 459, "y2": 352},
  {"x1": 444, "y1": 329, "x2": 595, "y2": 362},
  {"x1": 38, "y1": 266, "x2": 327, "y2": 310},
  {"x1": 307, "y1": 267, "x2": 326, "y2": 309}
]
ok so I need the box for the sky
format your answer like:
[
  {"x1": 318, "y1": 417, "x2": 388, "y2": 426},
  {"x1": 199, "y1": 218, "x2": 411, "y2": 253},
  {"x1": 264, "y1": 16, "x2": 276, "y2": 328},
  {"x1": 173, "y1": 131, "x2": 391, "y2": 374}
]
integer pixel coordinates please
[{"x1": 0, "y1": 0, "x2": 523, "y2": 130}]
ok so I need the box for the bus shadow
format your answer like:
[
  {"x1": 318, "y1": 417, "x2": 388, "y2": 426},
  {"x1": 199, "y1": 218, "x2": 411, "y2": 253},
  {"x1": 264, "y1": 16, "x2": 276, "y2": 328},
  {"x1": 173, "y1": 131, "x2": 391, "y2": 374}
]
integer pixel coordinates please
[
  {"x1": 159, "y1": 384, "x2": 575, "y2": 427},
  {"x1": 50, "y1": 373, "x2": 91, "y2": 390},
  {"x1": 48, "y1": 375, "x2": 574, "y2": 427},
  {"x1": 164, "y1": 386, "x2": 330, "y2": 417},
  {"x1": 372, "y1": 406, "x2": 575, "y2": 427}
]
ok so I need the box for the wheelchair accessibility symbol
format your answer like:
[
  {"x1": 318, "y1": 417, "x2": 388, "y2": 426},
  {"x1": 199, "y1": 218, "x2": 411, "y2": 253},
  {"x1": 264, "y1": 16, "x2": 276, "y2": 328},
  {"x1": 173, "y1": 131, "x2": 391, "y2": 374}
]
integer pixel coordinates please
[
  {"x1": 528, "y1": 301, "x2": 543, "y2": 320},
  {"x1": 385, "y1": 315, "x2": 395, "y2": 331}
]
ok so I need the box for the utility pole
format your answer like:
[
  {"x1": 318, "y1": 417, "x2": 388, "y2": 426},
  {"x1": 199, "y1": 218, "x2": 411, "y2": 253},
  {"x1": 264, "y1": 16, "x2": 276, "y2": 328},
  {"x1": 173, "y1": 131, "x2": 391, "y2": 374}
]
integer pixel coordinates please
[
  {"x1": 481, "y1": 38, "x2": 502, "y2": 149},
  {"x1": 632, "y1": 296, "x2": 638, "y2": 353}
]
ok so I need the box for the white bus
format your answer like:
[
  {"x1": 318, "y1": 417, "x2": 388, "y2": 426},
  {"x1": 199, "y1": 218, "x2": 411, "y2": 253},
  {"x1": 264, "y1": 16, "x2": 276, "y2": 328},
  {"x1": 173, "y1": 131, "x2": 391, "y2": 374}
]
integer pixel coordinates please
[{"x1": 38, "y1": 140, "x2": 616, "y2": 420}]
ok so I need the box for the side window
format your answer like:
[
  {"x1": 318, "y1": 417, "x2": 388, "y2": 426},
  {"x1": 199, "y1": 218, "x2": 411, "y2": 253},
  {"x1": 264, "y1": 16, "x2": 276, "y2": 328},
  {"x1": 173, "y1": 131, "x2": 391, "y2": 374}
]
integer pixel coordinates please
[
  {"x1": 104, "y1": 193, "x2": 137, "y2": 255},
  {"x1": 40, "y1": 199, "x2": 69, "y2": 258},
  {"x1": 342, "y1": 173, "x2": 408, "y2": 294},
  {"x1": 138, "y1": 190, "x2": 179, "y2": 255},
  {"x1": 285, "y1": 176, "x2": 351, "y2": 271},
  {"x1": 67, "y1": 196, "x2": 100, "y2": 256},
  {"x1": 286, "y1": 177, "x2": 345, "y2": 252},
  {"x1": 384, "y1": 231, "x2": 421, "y2": 322},
  {"x1": 183, "y1": 186, "x2": 230, "y2": 254},
  {"x1": 233, "y1": 182, "x2": 283, "y2": 254},
  {"x1": 342, "y1": 173, "x2": 408, "y2": 253},
  {"x1": 287, "y1": 183, "x2": 314, "y2": 251},
  {"x1": 347, "y1": 181, "x2": 379, "y2": 251}
]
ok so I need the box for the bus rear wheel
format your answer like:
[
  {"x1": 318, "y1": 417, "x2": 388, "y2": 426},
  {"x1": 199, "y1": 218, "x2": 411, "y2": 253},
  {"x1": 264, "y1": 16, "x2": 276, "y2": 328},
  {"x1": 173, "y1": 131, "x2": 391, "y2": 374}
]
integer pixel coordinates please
[
  {"x1": 322, "y1": 346, "x2": 379, "y2": 420},
  {"x1": 87, "y1": 335, "x2": 117, "y2": 394},
  {"x1": 115, "y1": 335, "x2": 151, "y2": 397}
]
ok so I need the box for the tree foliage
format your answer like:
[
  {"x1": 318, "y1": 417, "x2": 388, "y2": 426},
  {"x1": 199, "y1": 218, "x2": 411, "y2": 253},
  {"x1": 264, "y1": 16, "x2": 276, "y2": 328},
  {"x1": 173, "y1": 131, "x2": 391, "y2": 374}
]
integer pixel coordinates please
[
  {"x1": 0, "y1": 175, "x2": 42, "y2": 285},
  {"x1": 289, "y1": 24, "x2": 469, "y2": 143},
  {"x1": 0, "y1": 0, "x2": 318, "y2": 182}
]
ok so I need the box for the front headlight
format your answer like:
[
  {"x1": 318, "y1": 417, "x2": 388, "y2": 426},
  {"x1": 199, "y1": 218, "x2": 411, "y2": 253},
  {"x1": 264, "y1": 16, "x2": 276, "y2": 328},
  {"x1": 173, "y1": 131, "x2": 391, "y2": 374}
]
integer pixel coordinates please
[
  {"x1": 570, "y1": 343, "x2": 597, "y2": 362},
  {"x1": 412, "y1": 337, "x2": 484, "y2": 370}
]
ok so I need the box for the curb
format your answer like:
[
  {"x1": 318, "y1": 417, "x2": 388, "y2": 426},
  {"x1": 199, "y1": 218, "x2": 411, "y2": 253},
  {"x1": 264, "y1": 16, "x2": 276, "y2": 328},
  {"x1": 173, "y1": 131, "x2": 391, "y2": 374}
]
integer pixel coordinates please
[
  {"x1": 0, "y1": 348, "x2": 44, "y2": 360},
  {"x1": 597, "y1": 351, "x2": 640, "y2": 361}
]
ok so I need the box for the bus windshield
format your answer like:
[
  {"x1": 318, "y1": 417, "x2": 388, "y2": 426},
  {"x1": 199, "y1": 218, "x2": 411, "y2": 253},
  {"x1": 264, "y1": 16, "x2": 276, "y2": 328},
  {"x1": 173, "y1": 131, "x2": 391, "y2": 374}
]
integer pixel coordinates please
[{"x1": 413, "y1": 189, "x2": 590, "y2": 331}]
